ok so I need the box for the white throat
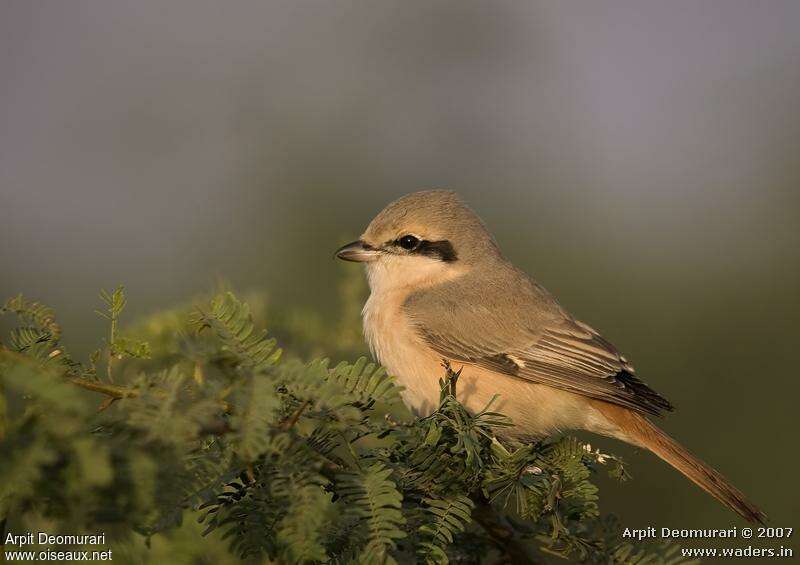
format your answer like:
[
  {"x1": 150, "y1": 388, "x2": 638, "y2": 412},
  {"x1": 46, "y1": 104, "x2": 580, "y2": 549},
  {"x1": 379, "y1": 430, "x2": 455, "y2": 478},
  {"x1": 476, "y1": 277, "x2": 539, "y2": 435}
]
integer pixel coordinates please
[
  {"x1": 361, "y1": 255, "x2": 466, "y2": 375},
  {"x1": 364, "y1": 254, "x2": 456, "y2": 296}
]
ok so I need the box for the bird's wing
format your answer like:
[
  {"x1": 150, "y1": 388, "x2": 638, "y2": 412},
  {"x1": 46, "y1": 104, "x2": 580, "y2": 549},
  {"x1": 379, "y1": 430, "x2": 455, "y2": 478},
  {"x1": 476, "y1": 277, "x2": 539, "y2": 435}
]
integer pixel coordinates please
[{"x1": 405, "y1": 272, "x2": 673, "y2": 417}]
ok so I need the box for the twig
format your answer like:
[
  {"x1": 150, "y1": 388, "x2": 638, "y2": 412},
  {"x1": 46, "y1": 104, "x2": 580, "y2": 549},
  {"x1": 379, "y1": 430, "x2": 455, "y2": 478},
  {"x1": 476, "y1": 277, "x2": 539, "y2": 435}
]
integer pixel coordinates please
[
  {"x1": 69, "y1": 374, "x2": 233, "y2": 439},
  {"x1": 96, "y1": 396, "x2": 118, "y2": 412},
  {"x1": 441, "y1": 359, "x2": 462, "y2": 397},
  {"x1": 282, "y1": 400, "x2": 309, "y2": 430}
]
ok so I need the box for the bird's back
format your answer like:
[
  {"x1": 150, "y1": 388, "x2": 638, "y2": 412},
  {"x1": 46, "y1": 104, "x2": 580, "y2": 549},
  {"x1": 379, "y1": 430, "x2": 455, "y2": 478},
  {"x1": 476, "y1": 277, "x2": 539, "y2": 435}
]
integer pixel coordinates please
[{"x1": 403, "y1": 257, "x2": 566, "y2": 354}]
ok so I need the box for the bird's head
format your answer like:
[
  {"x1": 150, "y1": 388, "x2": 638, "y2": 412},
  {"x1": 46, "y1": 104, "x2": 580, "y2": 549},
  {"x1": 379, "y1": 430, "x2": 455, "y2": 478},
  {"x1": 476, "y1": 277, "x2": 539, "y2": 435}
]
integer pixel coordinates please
[{"x1": 336, "y1": 190, "x2": 500, "y2": 292}]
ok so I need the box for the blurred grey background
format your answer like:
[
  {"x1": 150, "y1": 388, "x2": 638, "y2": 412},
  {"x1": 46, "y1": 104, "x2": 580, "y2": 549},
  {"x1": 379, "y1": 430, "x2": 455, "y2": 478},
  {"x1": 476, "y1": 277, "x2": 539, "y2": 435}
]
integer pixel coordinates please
[{"x1": 1, "y1": 0, "x2": 798, "y2": 541}]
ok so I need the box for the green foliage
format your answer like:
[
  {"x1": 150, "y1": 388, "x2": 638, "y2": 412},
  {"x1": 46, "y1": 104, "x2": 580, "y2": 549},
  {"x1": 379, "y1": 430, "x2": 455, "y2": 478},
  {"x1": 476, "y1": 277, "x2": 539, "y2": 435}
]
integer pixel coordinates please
[
  {"x1": 0, "y1": 287, "x2": 696, "y2": 564},
  {"x1": 96, "y1": 285, "x2": 151, "y2": 380},
  {"x1": 2, "y1": 294, "x2": 61, "y2": 341},
  {"x1": 338, "y1": 463, "x2": 406, "y2": 564},
  {"x1": 417, "y1": 495, "x2": 474, "y2": 563},
  {"x1": 192, "y1": 292, "x2": 282, "y2": 371}
]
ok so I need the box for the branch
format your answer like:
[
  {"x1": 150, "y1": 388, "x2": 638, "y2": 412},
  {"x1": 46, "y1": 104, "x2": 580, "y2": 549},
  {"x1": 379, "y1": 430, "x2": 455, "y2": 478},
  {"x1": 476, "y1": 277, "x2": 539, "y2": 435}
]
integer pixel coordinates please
[
  {"x1": 0, "y1": 349, "x2": 139, "y2": 401},
  {"x1": 66, "y1": 377, "x2": 138, "y2": 399}
]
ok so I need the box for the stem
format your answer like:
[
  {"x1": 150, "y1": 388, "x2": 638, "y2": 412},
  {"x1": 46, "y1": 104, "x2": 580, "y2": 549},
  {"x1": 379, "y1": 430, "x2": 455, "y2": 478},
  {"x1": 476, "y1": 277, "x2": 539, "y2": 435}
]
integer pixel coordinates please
[
  {"x1": 107, "y1": 313, "x2": 117, "y2": 382},
  {"x1": 282, "y1": 400, "x2": 309, "y2": 430},
  {"x1": 98, "y1": 285, "x2": 125, "y2": 383},
  {"x1": 0, "y1": 350, "x2": 134, "y2": 401}
]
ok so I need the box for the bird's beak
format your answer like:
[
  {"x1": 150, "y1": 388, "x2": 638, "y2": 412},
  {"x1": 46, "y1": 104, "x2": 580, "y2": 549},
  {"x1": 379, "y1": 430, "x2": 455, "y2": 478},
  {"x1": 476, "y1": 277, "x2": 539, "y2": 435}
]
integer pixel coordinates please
[{"x1": 335, "y1": 240, "x2": 379, "y2": 262}]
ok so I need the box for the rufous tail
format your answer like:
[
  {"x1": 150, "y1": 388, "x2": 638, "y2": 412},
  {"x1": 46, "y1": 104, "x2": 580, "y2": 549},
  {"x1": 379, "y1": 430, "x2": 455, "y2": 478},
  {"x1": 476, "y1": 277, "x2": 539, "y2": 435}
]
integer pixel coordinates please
[{"x1": 600, "y1": 404, "x2": 766, "y2": 524}]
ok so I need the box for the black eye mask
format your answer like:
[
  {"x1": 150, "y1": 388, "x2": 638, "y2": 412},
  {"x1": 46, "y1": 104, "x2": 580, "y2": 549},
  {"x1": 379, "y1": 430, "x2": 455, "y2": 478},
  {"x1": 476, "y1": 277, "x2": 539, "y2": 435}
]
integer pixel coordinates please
[
  {"x1": 417, "y1": 240, "x2": 457, "y2": 262},
  {"x1": 387, "y1": 235, "x2": 459, "y2": 262}
]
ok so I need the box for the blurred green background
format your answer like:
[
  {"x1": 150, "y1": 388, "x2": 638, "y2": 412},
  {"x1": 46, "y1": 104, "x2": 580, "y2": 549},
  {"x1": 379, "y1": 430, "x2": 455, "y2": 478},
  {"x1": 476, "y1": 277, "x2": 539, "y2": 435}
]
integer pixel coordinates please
[{"x1": 1, "y1": 0, "x2": 798, "y2": 551}]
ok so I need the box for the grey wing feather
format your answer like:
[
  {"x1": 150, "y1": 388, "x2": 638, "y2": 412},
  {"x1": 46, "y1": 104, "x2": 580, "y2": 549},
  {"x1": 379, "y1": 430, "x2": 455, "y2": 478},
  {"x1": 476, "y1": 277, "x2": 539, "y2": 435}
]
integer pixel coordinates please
[{"x1": 406, "y1": 268, "x2": 673, "y2": 417}]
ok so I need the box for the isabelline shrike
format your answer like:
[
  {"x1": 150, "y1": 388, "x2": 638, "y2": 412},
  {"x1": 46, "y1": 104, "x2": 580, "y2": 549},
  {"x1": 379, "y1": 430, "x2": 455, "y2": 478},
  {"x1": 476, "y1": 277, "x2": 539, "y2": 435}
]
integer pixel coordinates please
[{"x1": 336, "y1": 189, "x2": 763, "y2": 523}]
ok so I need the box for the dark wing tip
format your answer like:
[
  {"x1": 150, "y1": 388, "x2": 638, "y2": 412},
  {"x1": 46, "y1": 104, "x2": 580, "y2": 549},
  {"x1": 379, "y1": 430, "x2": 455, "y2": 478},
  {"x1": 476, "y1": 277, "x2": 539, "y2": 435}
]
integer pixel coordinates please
[{"x1": 615, "y1": 370, "x2": 675, "y2": 415}]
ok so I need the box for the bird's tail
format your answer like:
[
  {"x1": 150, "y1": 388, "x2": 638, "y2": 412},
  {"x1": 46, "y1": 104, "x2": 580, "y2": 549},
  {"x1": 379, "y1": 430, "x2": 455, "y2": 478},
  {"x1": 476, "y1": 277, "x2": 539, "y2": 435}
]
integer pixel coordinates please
[{"x1": 599, "y1": 403, "x2": 766, "y2": 524}]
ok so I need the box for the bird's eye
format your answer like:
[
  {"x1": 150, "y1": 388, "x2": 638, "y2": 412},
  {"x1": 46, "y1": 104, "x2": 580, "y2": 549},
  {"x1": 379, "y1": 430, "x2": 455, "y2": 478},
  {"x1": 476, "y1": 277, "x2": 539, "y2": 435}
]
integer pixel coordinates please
[{"x1": 398, "y1": 235, "x2": 420, "y2": 250}]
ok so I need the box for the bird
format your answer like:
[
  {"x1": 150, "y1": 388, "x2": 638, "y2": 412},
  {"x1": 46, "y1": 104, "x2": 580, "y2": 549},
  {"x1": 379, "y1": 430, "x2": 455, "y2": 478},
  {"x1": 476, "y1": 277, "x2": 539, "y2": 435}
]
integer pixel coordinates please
[{"x1": 335, "y1": 189, "x2": 764, "y2": 524}]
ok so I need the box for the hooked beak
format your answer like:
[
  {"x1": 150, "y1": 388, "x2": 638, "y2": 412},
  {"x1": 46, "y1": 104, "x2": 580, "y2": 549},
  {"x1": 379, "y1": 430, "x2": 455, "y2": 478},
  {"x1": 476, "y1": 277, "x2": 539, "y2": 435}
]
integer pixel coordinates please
[{"x1": 335, "y1": 240, "x2": 379, "y2": 262}]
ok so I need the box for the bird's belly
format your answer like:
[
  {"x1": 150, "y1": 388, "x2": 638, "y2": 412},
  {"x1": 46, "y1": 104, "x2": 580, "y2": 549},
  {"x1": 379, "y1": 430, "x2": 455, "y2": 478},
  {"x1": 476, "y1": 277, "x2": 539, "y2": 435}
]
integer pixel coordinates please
[
  {"x1": 362, "y1": 294, "x2": 618, "y2": 439},
  {"x1": 401, "y1": 360, "x2": 601, "y2": 438},
  {"x1": 363, "y1": 298, "x2": 444, "y2": 415},
  {"x1": 368, "y1": 326, "x2": 606, "y2": 438}
]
